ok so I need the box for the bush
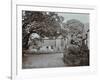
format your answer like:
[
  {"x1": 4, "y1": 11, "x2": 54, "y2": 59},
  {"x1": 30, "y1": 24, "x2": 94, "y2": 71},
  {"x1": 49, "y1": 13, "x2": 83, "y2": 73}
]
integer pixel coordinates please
[{"x1": 63, "y1": 44, "x2": 89, "y2": 66}]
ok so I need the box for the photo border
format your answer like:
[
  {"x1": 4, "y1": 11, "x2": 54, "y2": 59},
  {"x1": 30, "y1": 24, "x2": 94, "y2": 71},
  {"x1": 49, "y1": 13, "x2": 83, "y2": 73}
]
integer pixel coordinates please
[{"x1": 11, "y1": 2, "x2": 97, "y2": 80}]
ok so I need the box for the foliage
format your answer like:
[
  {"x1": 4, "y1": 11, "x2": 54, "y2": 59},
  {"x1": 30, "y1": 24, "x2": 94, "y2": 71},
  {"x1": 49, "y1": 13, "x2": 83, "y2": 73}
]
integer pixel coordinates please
[
  {"x1": 63, "y1": 19, "x2": 89, "y2": 66},
  {"x1": 22, "y1": 11, "x2": 64, "y2": 49}
]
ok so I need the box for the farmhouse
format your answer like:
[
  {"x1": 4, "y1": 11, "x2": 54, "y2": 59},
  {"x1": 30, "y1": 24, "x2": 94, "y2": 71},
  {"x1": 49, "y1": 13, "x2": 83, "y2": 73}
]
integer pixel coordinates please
[{"x1": 28, "y1": 33, "x2": 68, "y2": 53}]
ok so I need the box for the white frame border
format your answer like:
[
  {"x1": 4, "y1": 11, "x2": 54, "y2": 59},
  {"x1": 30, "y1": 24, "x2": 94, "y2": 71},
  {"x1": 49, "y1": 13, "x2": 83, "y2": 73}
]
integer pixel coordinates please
[{"x1": 11, "y1": 1, "x2": 97, "y2": 80}]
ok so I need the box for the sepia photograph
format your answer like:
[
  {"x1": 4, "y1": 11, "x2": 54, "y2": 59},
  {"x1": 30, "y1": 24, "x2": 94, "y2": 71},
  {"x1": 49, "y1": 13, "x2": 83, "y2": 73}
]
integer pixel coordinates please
[{"x1": 22, "y1": 11, "x2": 89, "y2": 69}]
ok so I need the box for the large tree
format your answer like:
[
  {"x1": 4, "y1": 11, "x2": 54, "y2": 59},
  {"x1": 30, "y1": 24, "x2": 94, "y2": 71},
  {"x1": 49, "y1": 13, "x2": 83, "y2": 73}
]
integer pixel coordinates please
[
  {"x1": 63, "y1": 19, "x2": 89, "y2": 66},
  {"x1": 22, "y1": 11, "x2": 63, "y2": 49}
]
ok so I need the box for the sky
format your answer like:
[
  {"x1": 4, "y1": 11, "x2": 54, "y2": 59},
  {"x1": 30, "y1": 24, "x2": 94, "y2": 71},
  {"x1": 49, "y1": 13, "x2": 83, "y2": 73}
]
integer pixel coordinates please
[{"x1": 58, "y1": 12, "x2": 89, "y2": 24}]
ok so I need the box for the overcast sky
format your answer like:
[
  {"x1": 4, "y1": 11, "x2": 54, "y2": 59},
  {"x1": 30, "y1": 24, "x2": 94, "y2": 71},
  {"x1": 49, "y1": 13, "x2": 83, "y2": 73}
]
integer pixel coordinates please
[{"x1": 58, "y1": 13, "x2": 89, "y2": 24}]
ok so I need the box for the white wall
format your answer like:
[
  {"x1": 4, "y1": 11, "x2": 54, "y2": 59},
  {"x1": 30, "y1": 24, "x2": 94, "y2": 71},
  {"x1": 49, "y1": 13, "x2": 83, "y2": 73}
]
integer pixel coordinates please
[{"x1": 0, "y1": 0, "x2": 100, "y2": 80}]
